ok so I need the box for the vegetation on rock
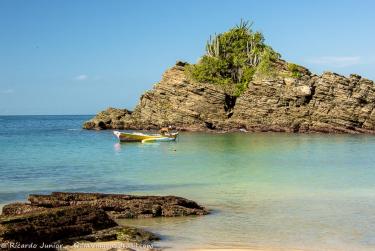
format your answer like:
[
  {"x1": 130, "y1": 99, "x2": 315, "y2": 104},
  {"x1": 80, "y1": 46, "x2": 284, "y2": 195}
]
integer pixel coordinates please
[
  {"x1": 287, "y1": 63, "x2": 304, "y2": 79},
  {"x1": 186, "y1": 20, "x2": 280, "y2": 96}
]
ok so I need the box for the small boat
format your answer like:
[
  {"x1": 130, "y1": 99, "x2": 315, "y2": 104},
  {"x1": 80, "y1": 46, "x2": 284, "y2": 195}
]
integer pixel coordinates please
[{"x1": 113, "y1": 131, "x2": 178, "y2": 143}]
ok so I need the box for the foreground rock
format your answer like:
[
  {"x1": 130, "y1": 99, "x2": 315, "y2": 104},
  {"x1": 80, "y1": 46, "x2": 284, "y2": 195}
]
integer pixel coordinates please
[
  {"x1": 0, "y1": 192, "x2": 208, "y2": 250},
  {"x1": 0, "y1": 205, "x2": 117, "y2": 247},
  {"x1": 3, "y1": 192, "x2": 208, "y2": 218},
  {"x1": 83, "y1": 62, "x2": 375, "y2": 134},
  {"x1": 62, "y1": 225, "x2": 159, "y2": 245}
]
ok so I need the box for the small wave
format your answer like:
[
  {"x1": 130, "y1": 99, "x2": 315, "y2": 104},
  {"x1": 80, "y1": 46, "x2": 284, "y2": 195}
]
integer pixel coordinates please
[{"x1": 67, "y1": 128, "x2": 79, "y2": 131}]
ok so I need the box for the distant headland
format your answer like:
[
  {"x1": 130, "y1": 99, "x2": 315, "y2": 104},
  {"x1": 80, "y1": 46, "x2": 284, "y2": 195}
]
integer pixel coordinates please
[{"x1": 83, "y1": 21, "x2": 375, "y2": 134}]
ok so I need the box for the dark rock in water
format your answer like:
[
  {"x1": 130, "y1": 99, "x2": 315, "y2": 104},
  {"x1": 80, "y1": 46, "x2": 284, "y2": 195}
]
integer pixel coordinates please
[
  {"x1": 114, "y1": 226, "x2": 159, "y2": 243},
  {"x1": 0, "y1": 205, "x2": 116, "y2": 246},
  {"x1": 83, "y1": 61, "x2": 375, "y2": 134},
  {"x1": 2, "y1": 202, "x2": 46, "y2": 216},
  {"x1": 83, "y1": 108, "x2": 133, "y2": 130},
  {"x1": 0, "y1": 192, "x2": 207, "y2": 250},
  {"x1": 25, "y1": 192, "x2": 208, "y2": 218},
  {"x1": 62, "y1": 225, "x2": 159, "y2": 245}
]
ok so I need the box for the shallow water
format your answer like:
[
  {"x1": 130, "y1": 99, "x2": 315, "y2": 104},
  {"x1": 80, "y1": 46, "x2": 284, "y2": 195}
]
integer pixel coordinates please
[{"x1": 1, "y1": 115, "x2": 375, "y2": 250}]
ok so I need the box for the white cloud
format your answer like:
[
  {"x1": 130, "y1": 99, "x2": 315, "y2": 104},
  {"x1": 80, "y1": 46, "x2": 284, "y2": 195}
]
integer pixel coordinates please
[
  {"x1": 307, "y1": 56, "x2": 361, "y2": 68},
  {"x1": 74, "y1": 74, "x2": 88, "y2": 81},
  {"x1": 0, "y1": 89, "x2": 14, "y2": 94}
]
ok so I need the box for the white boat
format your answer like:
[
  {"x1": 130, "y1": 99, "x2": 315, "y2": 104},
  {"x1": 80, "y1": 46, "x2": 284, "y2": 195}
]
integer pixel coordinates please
[{"x1": 113, "y1": 131, "x2": 178, "y2": 143}]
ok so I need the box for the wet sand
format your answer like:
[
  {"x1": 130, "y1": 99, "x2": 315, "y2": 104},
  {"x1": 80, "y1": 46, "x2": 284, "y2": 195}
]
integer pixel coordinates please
[
  {"x1": 192, "y1": 249, "x2": 306, "y2": 251},
  {"x1": 64, "y1": 241, "x2": 308, "y2": 251}
]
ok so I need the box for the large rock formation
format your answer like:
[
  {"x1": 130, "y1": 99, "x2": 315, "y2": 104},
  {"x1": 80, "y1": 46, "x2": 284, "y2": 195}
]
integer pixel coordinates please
[{"x1": 83, "y1": 61, "x2": 375, "y2": 134}]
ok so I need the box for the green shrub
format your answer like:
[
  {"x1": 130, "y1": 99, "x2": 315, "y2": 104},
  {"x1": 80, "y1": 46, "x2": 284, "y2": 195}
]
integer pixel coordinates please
[
  {"x1": 287, "y1": 63, "x2": 303, "y2": 79},
  {"x1": 186, "y1": 20, "x2": 280, "y2": 96}
]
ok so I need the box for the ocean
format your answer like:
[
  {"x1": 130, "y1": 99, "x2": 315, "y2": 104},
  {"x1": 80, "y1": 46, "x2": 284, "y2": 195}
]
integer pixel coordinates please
[{"x1": 1, "y1": 115, "x2": 375, "y2": 250}]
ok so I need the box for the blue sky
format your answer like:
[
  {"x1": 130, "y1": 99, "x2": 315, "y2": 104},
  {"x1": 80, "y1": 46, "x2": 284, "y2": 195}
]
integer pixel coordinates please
[{"x1": 1, "y1": 0, "x2": 375, "y2": 115}]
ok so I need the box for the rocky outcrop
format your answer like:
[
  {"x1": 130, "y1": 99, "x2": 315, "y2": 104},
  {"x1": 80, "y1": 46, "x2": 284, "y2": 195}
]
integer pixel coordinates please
[
  {"x1": 83, "y1": 108, "x2": 134, "y2": 130},
  {"x1": 0, "y1": 205, "x2": 117, "y2": 245},
  {"x1": 9, "y1": 192, "x2": 208, "y2": 218},
  {"x1": 83, "y1": 63, "x2": 229, "y2": 131},
  {"x1": 231, "y1": 72, "x2": 375, "y2": 133},
  {"x1": 83, "y1": 61, "x2": 375, "y2": 134},
  {"x1": 0, "y1": 192, "x2": 208, "y2": 250}
]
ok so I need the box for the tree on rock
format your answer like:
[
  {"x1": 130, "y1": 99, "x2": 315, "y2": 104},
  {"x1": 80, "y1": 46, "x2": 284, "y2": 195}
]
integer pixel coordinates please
[{"x1": 186, "y1": 20, "x2": 280, "y2": 96}]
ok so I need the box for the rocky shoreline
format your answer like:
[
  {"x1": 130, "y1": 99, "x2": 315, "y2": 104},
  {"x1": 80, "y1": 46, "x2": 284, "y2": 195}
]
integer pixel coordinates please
[
  {"x1": 83, "y1": 61, "x2": 375, "y2": 134},
  {"x1": 0, "y1": 192, "x2": 208, "y2": 250}
]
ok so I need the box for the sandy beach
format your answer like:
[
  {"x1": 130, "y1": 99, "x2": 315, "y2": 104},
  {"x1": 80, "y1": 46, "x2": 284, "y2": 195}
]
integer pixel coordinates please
[{"x1": 192, "y1": 249, "x2": 305, "y2": 251}]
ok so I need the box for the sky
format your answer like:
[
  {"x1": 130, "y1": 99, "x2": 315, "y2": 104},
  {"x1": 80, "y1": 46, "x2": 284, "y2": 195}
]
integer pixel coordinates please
[{"x1": 1, "y1": 0, "x2": 375, "y2": 115}]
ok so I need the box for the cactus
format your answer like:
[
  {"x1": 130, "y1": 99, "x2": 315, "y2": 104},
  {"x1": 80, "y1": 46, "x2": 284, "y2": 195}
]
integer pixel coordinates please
[{"x1": 206, "y1": 34, "x2": 221, "y2": 58}]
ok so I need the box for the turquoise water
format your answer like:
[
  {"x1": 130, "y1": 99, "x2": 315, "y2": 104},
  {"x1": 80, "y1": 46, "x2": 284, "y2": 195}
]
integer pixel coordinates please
[{"x1": 1, "y1": 115, "x2": 375, "y2": 250}]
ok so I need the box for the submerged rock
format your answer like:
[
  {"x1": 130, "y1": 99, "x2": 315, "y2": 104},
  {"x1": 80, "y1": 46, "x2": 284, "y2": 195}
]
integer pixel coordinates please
[{"x1": 83, "y1": 62, "x2": 375, "y2": 134}]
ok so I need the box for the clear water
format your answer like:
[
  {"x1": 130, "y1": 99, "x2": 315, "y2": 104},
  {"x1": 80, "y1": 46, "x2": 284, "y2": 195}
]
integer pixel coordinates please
[{"x1": 1, "y1": 115, "x2": 375, "y2": 251}]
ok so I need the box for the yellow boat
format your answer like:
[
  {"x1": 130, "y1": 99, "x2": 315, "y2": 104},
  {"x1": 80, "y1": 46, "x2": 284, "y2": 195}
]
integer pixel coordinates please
[{"x1": 113, "y1": 131, "x2": 178, "y2": 143}]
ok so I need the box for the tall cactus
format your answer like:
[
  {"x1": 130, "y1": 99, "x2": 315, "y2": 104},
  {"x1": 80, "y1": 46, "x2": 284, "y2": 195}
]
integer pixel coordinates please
[
  {"x1": 206, "y1": 26, "x2": 265, "y2": 68},
  {"x1": 206, "y1": 34, "x2": 221, "y2": 58}
]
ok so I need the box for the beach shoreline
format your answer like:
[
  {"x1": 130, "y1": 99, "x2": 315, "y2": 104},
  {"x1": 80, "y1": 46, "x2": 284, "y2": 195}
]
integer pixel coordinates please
[
  {"x1": 62, "y1": 240, "x2": 324, "y2": 251},
  {"x1": 63, "y1": 240, "x2": 310, "y2": 251}
]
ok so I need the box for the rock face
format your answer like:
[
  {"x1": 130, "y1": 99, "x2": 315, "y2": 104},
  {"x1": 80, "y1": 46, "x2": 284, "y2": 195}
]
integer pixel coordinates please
[
  {"x1": 83, "y1": 62, "x2": 375, "y2": 134},
  {"x1": 0, "y1": 192, "x2": 208, "y2": 249}
]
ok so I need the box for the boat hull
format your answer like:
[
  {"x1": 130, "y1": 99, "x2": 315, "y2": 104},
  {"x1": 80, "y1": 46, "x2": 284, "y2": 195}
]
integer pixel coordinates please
[{"x1": 113, "y1": 131, "x2": 178, "y2": 143}]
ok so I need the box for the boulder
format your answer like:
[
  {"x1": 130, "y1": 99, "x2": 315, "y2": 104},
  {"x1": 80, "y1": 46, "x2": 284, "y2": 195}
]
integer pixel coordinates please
[{"x1": 83, "y1": 108, "x2": 133, "y2": 130}]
